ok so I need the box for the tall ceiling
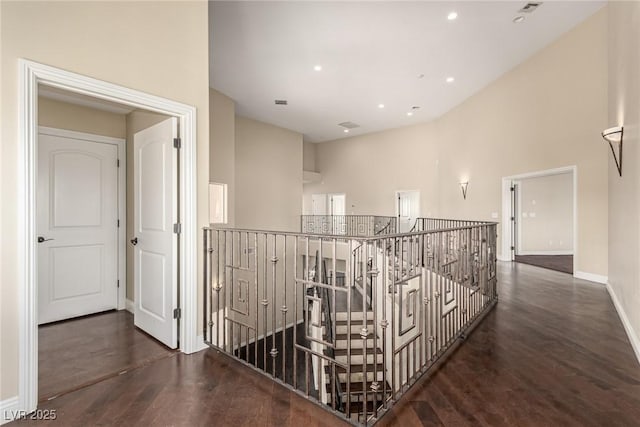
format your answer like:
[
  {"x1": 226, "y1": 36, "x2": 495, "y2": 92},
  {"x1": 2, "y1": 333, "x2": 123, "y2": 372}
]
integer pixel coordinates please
[{"x1": 209, "y1": 1, "x2": 605, "y2": 143}]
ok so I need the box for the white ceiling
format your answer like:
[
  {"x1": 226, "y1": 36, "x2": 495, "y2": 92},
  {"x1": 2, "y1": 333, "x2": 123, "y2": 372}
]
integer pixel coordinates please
[{"x1": 210, "y1": 1, "x2": 605, "y2": 143}]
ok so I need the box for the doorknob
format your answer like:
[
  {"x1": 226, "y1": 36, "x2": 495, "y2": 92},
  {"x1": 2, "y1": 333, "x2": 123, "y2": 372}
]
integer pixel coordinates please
[
  {"x1": 130, "y1": 237, "x2": 138, "y2": 246},
  {"x1": 37, "y1": 236, "x2": 54, "y2": 243}
]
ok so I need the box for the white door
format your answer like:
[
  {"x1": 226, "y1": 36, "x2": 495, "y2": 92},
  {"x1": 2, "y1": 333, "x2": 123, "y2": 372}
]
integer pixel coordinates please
[
  {"x1": 133, "y1": 118, "x2": 178, "y2": 348},
  {"x1": 397, "y1": 191, "x2": 420, "y2": 233},
  {"x1": 312, "y1": 194, "x2": 327, "y2": 215},
  {"x1": 37, "y1": 131, "x2": 118, "y2": 324},
  {"x1": 329, "y1": 193, "x2": 346, "y2": 216}
]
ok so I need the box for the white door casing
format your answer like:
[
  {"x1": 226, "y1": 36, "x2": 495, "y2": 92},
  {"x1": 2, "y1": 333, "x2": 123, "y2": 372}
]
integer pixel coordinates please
[
  {"x1": 133, "y1": 118, "x2": 178, "y2": 349},
  {"x1": 37, "y1": 132, "x2": 118, "y2": 324},
  {"x1": 19, "y1": 60, "x2": 199, "y2": 417}
]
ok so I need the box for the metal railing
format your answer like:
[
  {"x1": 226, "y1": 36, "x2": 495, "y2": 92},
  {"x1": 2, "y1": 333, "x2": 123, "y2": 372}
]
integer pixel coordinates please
[
  {"x1": 203, "y1": 220, "x2": 498, "y2": 425},
  {"x1": 301, "y1": 215, "x2": 397, "y2": 236}
]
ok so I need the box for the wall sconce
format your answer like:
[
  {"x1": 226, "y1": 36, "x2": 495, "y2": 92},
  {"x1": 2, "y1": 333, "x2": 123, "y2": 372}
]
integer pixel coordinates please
[
  {"x1": 460, "y1": 181, "x2": 469, "y2": 200},
  {"x1": 602, "y1": 126, "x2": 624, "y2": 176}
]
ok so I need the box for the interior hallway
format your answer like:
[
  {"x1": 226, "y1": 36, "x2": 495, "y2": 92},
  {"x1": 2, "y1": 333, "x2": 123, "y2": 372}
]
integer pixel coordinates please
[{"x1": 13, "y1": 262, "x2": 640, "y2": 426}]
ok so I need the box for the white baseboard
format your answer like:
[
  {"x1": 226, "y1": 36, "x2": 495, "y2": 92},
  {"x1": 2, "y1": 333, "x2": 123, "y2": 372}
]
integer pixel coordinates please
[
  {"x1": 125, "y1": 298, "x2": 134, "y2": 314},
  {"x1": 517, "y1": 250, "x2": 573, "y2": 256},
  {"x1": 497, "y1": 254, "x2": 511, "y2": 262},
  {"x1": 1, "y1": 396, "x2": 21, "y2": 425},
  {"x1": 574, "y1": 271, "x2": 608, "y2": 285},
  {"x1": 194, "y1": 335, "x2": 209, "y2": 352},
  {"x1": 606, "y1": 283, "x2": 640, "y2": 366}
]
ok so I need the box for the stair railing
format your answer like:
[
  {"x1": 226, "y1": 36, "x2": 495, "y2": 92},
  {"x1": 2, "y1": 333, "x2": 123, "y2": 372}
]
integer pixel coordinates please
[{"x1": 315, "y1": 253, "x2": 344, "y2": 411}]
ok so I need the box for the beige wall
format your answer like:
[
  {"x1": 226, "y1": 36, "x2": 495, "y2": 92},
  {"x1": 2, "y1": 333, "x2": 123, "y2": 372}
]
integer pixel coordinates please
[
  {"x1": 1, "y1": 0, "x2": 209, "y2": 400},
  {"x1": 304, "y1": 122, "x2": 440, "y2": 218},
  {"x1": 209, "y1": 89, "x2": 236, "y2": 226},
  {"x1": 38, "y1": 97, "x2": 127, "y2": 139},
  {"x1": 437, "y1": 9, "x2": 607, "y2": 276},
  {"x1": 235, "y1": 116, "x2": 303, "y2": 231},
  {"x1": 607, "y1": 1, "x2": 640, "y2": 359},
  {"x1": 306, "y1": 9, "x2": 608, "y2": 277},
  {"x1": 303, "y1": 141, "x2": 318, "y2": 172},
  {"x1": 125, "y1": 111, "x2": 171, "y2": 301},
  {"x1": 518, "y1": 173, "x2": 574, "y2": 254}
]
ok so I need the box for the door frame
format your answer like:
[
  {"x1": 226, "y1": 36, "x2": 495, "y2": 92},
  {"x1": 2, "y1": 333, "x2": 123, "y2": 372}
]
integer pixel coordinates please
[
  {"x1": 38, "y1": 126, "x2": 127, "y2": 311},
  {"x1": 18, "y1": 59, "x2": 199, "y2": 414},
  {"x1": 500, "y1": 166, "x2": 577, "y2": 273}
]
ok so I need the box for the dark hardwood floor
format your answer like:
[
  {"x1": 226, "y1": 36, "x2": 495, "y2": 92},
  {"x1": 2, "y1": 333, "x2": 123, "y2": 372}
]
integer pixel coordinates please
[
  {"x1": 12, "y1": 262, "x2": 640, "y2": 426},
  {"x1": 515, "y1": 254, "x2": 573, "y2": 274},
  {"x1": 38, "y1": 310, "x2": 175, "y2": 401}
]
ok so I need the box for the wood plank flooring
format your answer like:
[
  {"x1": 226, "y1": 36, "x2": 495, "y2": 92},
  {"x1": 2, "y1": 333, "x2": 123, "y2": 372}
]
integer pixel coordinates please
[
  {"x1": 515, "y1": 254, "x2": 573, "y2": 274},
  {"x1": 38, "y1": 310, "x2": 174, "y2": 401},
  {"x1": 11, "y1": 261, "x2": 640, "y2": 426}
]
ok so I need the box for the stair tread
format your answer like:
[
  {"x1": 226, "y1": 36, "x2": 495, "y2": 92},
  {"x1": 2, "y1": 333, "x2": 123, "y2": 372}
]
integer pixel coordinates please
[
  {"x1": 335, "y1": 319, "x2": 374, "y2": 326},
  {"x1": 325, "y1": 363, "x2": 383, "y2": 374},
  {"x1": 336, "y1": 332, "x2": 379, "y2": 340},
  {"x1": 334, "y1": 347, "x2": 382, "y2": 356}
]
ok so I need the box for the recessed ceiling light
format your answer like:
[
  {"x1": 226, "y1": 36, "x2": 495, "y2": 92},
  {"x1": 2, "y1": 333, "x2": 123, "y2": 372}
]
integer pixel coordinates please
[
  {"x1": 448, "y1": 11, "x2": 458, "y2": 20},
  {"x1": 407, "y1": 112, "x2": 414, "y2": 116},
  {"x1": 513, "y1": 16, "x2": 525, "y2": 23},
  {"x1": 418, "y1": 74, "x2": 425, "y2": 79},
  {"x1": 343, "y1": 129, "x2": 350, "y2": 133},
  {"x1": 314, "y1": 65, "x2": 322, "y2": 71},
  {"x1": 446, "y1": 77, "x2": 455, "y2": 83},
  {"x1": 378, "y1": 104, "x2": 385, "y2": 109}
]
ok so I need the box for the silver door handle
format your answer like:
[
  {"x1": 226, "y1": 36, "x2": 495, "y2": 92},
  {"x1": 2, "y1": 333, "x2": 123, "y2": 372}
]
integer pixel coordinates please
[
  {"x1": 37, "y1": 236, "x2": 54, "y2": 243},
  {"x1": 130, "y1": 237, "x2": 138, "y2": 246}
]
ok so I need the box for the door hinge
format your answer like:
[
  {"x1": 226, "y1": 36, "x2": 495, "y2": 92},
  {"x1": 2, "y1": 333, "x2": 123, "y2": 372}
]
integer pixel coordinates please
[
  {"x1": 173, "y1": 138, "x2": 181, "y2": 149},
  {"x1": 173, "y1": 223, "x2": 182, "y2": 234},
  {"x1": 117, "y1": 159, "x2": 120, "y2": 167},
  {"x1": 117, "y1": 280, "x2": 120, "y2": 288},
  {"x1": 173, "y1": 308, "x2": 181, "y2": 319},
  {"x1": 117, "y1": 219, "x2": 120, "y2": 228},
  {"x1": 510, "y1": 187, "x2": 515, "y2": 192},
  {"x1": 511, "y1": 246, "x2": 515, "y2": 250}
]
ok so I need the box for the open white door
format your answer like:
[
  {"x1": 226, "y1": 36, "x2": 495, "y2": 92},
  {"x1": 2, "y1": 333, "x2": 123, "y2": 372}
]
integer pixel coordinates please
[
  {"x1": 133, "y1": 118, "x2": 178, "y2": 348},
  {"x1": 37, "y1": 131, "x2": 119, "y2": 324}
]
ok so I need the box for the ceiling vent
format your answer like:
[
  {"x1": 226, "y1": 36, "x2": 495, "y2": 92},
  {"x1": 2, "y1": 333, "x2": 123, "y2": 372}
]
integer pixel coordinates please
[
  {"x1": 274, "y1": 99, "x2": 288, "y2": 105},
  {"x1": 518, "y1": 2, "x2": 542, "y2": 13},
  {"x1": 338, "y1": 121, "x2": 360, "y2": 130}
]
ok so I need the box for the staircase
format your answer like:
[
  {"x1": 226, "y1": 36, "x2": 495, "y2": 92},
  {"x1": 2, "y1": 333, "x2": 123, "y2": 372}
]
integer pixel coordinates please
[{"x1": 326, "y1": 310, "x2": 388, "y2": 422}]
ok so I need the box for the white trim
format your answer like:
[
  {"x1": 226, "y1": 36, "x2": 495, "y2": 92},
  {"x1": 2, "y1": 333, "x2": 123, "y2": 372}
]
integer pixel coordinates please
[
  {"x1": 38, "y1": 126, "x2": 127, "y2": 311},
  {"x1": 194, "y1": 335, "x2": 209, "y2": 353},
  {"x1": 18, "y1": 59, "x2": 199, "y2": 416},
  {"x1": 501, "y1": 166, "x2": 577, "y2": 276},
  {"x1": 1, "y1": 396, "x2": 21, "y2": 426},
  {"x1": 125, "y1": 298, "x2": 135, "y2": 314},
  {"x1": 574, "y1": 271, "x2": 608, "y2": 285},
  {"x1": 606, "y1": 283, "x2": 640, "y2": 365},
  {"x1": 517, "y1": 250, "x2": 574, "y2": 256}
]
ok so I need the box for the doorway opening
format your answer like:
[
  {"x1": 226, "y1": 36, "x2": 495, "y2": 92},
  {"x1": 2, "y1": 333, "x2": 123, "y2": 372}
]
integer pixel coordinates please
[
  {"x1": 501, "y1": 167, "x2": 576, "y2": 275},
  {"x1": 18, "y1": 59, "x2": 199, "y2": 414},
  {"x1": 311, "y1": 193, "x2": 346, "y2": 215},
  {"x1": 396, "y1": 190, "x2": 420, "y2": 233},
  {"x1": 35, "y1": 87, "x2": 182, "y2": 401}
]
